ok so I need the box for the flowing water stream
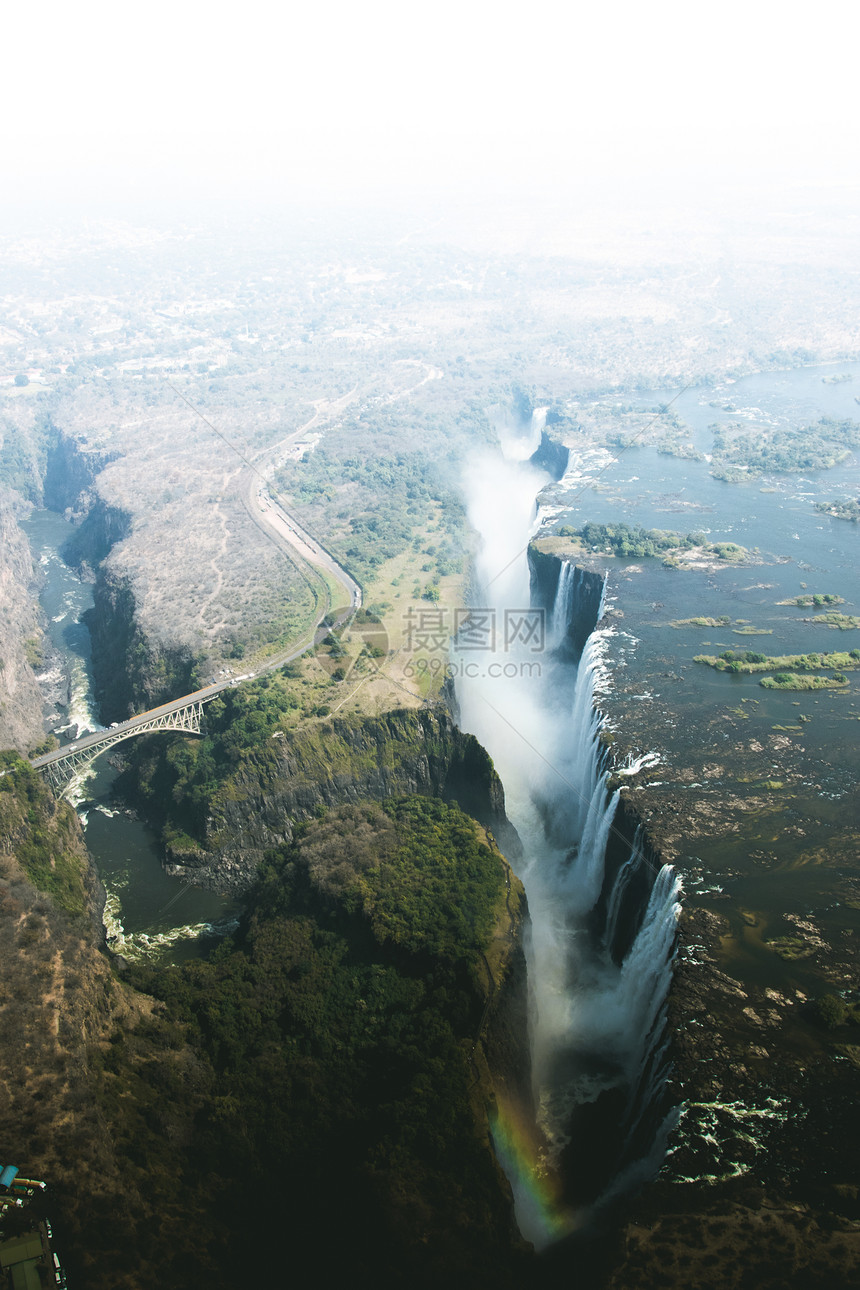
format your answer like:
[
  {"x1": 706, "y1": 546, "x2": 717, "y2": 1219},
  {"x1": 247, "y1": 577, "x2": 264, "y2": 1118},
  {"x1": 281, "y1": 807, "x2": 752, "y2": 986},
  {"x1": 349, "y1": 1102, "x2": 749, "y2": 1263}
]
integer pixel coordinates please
[{"x1": 22, "y1": 508, "x2": 238, "y2": 962}]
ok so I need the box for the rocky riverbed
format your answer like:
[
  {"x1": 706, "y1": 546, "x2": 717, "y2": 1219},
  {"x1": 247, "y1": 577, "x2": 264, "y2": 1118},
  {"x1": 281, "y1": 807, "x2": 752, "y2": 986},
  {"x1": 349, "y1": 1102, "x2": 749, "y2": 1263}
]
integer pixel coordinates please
[{"x1": 579, "y1": 556, "x2": 860, "y2": 1287}]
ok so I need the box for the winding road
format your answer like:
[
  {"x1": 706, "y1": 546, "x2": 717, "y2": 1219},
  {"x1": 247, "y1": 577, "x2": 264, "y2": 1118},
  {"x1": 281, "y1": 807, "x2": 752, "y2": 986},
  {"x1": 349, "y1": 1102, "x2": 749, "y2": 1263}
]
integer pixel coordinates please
[{"x1": 29, "y1": 407, "x2": 362, "y2": 787}]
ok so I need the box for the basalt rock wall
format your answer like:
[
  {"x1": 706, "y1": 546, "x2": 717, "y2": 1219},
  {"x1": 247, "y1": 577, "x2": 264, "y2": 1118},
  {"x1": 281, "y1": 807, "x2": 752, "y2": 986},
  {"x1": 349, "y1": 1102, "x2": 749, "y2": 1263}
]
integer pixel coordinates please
[
  {"x1": 528, "y1": 544, "x2": 607, "y2": 658},
  {"x1": 528, "y1": 429, "x2": 570, "y2": 481},
  {"x1": 84, "y1": 568, "x2": 199, "y2": 723},
  {"x1": 42, "y1": 430, "x2": 118, "y2": 519},
  {"x1": 41, "y1": 430, "x2": 198, "y2": 723},
  {"x1": 61, "y1": 496, "x2": 132, "y2": 578},
  {"x1": 159, "y1": 707, "x2": 522, "y2": 892}
]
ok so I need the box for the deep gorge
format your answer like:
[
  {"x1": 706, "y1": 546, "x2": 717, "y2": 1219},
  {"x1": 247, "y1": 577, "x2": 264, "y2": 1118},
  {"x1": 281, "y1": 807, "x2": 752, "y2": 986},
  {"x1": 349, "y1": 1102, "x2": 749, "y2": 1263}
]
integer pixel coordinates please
[
  {"x1": 31, "y1": 416, "x2": 680, "y2": 1264},
  {"x1": 453, "y1": 415, "x2": 680, "y2": 1248},
  {"x1": 3, "y1": 492, "x2": 539, "y2": 1289}
]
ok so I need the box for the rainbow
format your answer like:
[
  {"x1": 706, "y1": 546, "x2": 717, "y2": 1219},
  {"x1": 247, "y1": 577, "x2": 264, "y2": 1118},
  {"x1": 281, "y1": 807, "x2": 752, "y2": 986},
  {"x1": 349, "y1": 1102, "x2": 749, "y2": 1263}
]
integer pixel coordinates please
[{"x1": 490, "y1": 1096, "x2": 577, "y2": 1249}]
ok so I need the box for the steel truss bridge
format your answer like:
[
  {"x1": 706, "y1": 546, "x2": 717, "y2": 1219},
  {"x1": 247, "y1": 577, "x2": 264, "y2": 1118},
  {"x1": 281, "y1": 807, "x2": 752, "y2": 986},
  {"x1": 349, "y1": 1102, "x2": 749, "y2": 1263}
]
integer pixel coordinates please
[{"x1": 29, "y1": 692, "x2": 220, "y2": 797}]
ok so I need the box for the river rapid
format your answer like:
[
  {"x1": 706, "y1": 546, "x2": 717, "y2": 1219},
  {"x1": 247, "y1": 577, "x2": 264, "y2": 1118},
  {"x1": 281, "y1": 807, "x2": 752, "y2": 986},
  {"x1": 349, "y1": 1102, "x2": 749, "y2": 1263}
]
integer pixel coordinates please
[{"x1": 22, "y1": 507, "x2": 238, "y2": 963}]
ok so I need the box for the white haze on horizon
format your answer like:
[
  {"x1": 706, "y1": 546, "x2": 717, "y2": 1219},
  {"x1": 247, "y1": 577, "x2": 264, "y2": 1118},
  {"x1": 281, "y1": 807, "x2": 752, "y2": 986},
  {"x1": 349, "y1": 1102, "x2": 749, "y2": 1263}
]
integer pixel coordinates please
[{"x1": 4, "y1": 0, "x2": 860, "y2": 228}]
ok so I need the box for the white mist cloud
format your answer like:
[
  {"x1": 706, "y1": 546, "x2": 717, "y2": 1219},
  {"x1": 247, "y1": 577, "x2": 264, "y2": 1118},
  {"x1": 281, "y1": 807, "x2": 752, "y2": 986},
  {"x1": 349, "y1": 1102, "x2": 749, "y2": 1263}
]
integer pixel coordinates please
[{"x1": 4, "y1": 0, "x2": 858, "y2": 211}]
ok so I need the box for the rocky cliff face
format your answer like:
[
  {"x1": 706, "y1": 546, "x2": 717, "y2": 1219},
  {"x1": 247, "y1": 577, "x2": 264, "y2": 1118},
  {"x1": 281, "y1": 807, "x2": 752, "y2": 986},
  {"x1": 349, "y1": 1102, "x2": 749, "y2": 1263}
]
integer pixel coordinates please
[
  {"x1": 0, "y1": 501, "x2": 48, "y2": 753},
  {"x1": 61, "y1": 496, "x2": 132, "y2": 577},
  {"x1": 42, "y1": 430, "x2": 118, "y2": 518},
  {"x1": 527, "y1": 543, "x2": 607, "y2": 658},
  {"x1": 161, "y1": 707, "x2": 520, "y2": 891},
  {"x1": 39, "y1": 431, "x2": 192, "y2": 722},
  {"x1": 474, "y1": 840, "x2": 534, "y2": 1122},
  {"x1": 528, "y1": 429, "x2": 570, "y2": 481},
  {"x1": 85, "y1": 566, "x2": 199, "y2": 722}
]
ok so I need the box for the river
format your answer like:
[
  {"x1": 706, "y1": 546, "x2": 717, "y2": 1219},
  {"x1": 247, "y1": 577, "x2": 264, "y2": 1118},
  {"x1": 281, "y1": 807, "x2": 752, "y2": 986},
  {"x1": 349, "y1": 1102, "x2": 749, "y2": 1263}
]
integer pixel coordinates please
[
  {"x1": 22, "y1": 507, "x2": 239, "y2": 963},
  {"x1": 454, "y1": 361, "x2": 860, "y2": 1245},
  {"x1": 543, "y1": 362, "x2": 860, "y2": 1212}
]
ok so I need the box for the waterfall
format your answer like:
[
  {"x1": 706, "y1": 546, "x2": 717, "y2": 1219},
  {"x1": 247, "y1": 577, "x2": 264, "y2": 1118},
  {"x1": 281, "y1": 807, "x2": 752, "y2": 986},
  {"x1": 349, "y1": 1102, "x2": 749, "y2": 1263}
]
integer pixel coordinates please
[
  {"x1": 550, "y1": 562, "x2": 578, "y2": 650},
  {"x1": 455, "y1": 438, "x2": 681, "y2": 1242}
]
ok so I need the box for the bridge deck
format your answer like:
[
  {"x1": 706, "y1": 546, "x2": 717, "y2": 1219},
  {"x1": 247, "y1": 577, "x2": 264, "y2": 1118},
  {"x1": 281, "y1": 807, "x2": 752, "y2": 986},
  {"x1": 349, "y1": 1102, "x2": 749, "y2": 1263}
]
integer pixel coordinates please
[{"x1": 30, "y1": 686, "x2": 224, "y2": 771}]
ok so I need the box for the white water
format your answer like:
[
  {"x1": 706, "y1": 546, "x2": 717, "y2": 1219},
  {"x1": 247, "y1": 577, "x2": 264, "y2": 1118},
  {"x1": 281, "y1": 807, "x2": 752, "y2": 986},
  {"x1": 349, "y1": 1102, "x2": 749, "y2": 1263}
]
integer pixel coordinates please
[
  {"x1": 454, "y1": 412, "x2": 681, "y2": 1236},
  {"x1": 23, "y1": 508, "x2": 238, "y2": 960}
]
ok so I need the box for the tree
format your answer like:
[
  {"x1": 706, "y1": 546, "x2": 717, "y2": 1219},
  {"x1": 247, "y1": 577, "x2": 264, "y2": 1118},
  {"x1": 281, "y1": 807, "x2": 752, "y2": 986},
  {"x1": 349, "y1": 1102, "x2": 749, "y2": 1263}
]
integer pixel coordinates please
[
  {"x1": 14, "y1": 373, "x2": 29, "y2": 386},
  {"x1": 816, "y1": 994, "x2": 848, "y2": 1029}
]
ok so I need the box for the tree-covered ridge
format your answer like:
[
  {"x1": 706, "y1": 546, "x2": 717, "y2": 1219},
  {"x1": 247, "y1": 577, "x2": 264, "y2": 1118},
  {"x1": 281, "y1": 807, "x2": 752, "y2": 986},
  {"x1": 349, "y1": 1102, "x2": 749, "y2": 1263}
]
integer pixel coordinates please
[
  {"x1": 710, "y1": 417, "x2": 860, "y2": 480},
  {"x1": 290, "y1": 798, "x2": 505, "y2": 960},
  {"x1": 0, "y1": 753, "x2": 92, "y2": 916},
  {"x1": 116, "y1": 797, "x2": 525, "y2": 1289},
  {"x1": 119, "y1": 692, "x2": 504, "y2": 876},
  {"x1": 118, "y1": 674, "x2": 308, "y2": 846}
]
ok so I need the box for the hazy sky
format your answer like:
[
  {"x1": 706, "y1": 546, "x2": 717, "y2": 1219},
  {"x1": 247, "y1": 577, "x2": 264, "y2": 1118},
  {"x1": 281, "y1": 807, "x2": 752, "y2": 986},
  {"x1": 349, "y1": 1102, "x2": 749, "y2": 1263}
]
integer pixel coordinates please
[{"x1": 4, "y1": 0, "x2": 859, "y2": 211}]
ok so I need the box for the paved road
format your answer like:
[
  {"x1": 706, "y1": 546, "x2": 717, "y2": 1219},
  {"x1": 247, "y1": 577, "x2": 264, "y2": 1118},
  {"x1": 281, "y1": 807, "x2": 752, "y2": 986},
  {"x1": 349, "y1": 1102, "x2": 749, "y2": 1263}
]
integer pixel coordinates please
[
  {"x1": 30, "y1": 418, "x2": 362, "y2": 775},
  {"x1": 249, "y1": 488, "x2": 361, "y2": 611},
  {"x1": 238, "y1": 397, "x2": 362, "y2": 614}
]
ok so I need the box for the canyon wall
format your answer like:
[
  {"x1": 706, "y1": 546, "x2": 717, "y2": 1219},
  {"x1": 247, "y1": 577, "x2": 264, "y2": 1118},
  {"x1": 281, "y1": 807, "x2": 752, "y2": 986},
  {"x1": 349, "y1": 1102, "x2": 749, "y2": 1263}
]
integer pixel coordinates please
[{"x1": 0, "y1": 501, "x2": 48, "y2": 753}]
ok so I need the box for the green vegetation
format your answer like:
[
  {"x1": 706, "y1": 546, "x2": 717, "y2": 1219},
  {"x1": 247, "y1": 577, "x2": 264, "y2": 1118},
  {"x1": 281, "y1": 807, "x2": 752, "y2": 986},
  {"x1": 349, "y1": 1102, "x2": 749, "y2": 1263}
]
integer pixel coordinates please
[
  {"x1": 767, "y1": 936, "x2": 816, "y2": 961},
  {"x1": 809, "y1": 613, "x2": 860, "y2": 630},
  {"x1": 558, "y1": 521, "x2": 704, "y2": 556},
  {"x1": 711, "y1": 417, "x2": 860, "y2": 479},
  {"x1": 295, "y1": 797, "x2": 505, "y2": 960},
  {"x1": 711, "y1": 542, "x2": 748, "y2": 561},
  {"x1": 111, "y1": 798, "x2": 523, "y2": 1288},
  {"x1": 733, "y1": 626, "x2": 773, "y2": 635},
  {"x1": 0, "y1": 410, "x2": 52, "y2": 503},
  {"x1": 0, "y1": 756, "x2": 90, "y2": 916},
  {"x1": 118, "y1": 691, "x2": 499, "y2": 865},
  {"x1": 120, "y1": 677, "x2": 304, "y2": 843},
  {"x1": 816, "y1": 497, "x2": 860, "y2": 522},
  {"x1": 668, "y1": 615, "x2": 731, "y2": 628},
  {"x1": 778, "y1": 593, "x2": 844, "y2": 607},
  {"x1": 275, "y1": 447, "x2": 466, "y2": 586},
  {"x1": 760, "y1": 673, "x2": 850, "y2": 691},
  {"x1": 816, "y1": 994, "x2": 860, "y2": 1028},
  {"x1": 23, "y1": 636, "x2": 43, "y2": 668},
  {"x1": 558, "y1": 522, "x2": 712, "y2": 557},
  {"x1": 656, "y1": 441, "x2": 704, "y2": 461},
  {"x1": 694, "y1": 648, "x2": 860, "y2": 675},
  {"x1": 554, "y1": 523, "x2": 751, "y2": 565}
]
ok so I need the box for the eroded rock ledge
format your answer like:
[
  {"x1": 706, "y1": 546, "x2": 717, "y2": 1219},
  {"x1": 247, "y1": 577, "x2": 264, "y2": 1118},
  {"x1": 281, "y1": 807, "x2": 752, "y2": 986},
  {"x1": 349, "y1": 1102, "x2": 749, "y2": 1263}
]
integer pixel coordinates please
[{"x1": 127, "y1": 706, "x2": 521, "y2": 893}]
